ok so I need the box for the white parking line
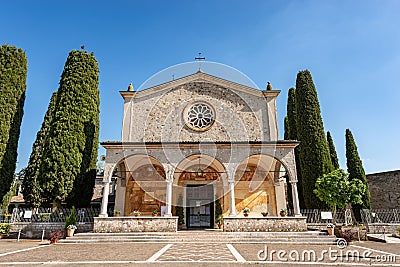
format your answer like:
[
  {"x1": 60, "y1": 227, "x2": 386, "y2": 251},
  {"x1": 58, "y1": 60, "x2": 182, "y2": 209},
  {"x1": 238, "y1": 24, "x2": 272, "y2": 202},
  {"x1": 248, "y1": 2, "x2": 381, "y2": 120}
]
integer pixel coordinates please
[
  {"x1": 146, "y1": 243, "x2": 173, "y2": 262},
  {"x1": 226, "y1": 243, "x2": 246, "y2": 262},
  {"x1": 0, "y1": 245, "x2": 49, "y2": 257},
  {"x1": 350, "y1": 244, "x2": 400, "y2": 257}
]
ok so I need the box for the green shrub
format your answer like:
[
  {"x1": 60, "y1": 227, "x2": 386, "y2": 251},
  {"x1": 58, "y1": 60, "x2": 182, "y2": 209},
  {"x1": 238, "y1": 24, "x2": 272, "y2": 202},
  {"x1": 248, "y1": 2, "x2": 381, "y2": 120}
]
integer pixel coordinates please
[
  {"x1": 215, "y1": 197, "x2": 223, "y2": 224},
  {"x1": 0, "y1": 223, "x2": 11, "y2": 235}
]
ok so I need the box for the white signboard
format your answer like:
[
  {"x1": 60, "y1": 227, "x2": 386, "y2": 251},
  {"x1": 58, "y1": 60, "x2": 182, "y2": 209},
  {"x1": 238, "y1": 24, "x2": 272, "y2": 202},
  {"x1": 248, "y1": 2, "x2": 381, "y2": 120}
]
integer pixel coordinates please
[
  {"x1": 24, "y1": 210, "x2": 32, "y2": 219},
  {"x1": 321, "y1": 211, "x2": 333, "y2": 220}
]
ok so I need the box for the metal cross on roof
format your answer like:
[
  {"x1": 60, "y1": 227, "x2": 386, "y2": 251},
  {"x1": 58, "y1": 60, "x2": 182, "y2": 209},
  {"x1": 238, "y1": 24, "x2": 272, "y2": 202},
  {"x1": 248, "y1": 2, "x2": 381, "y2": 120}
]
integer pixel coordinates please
[{"x1": 195, "y1": 52, "x2": 205, "y2": 71}]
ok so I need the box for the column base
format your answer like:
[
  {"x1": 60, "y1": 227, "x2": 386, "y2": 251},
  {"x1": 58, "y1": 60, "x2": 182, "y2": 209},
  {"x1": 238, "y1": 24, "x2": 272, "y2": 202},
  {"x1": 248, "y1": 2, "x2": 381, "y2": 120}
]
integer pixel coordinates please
[
  {"x1": 98, "y1": 213, "x2": 108, "y2": 218},
  {"x1": 163, "y1": 213, "x2": 172, "y2": 217}
]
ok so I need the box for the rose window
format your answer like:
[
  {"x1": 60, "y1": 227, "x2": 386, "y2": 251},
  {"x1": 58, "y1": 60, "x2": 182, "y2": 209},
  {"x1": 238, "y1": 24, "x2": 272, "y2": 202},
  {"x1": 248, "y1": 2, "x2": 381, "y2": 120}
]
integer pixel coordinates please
[{"x1": 184, "y1": 102, "x2": 215, "y2": 131}]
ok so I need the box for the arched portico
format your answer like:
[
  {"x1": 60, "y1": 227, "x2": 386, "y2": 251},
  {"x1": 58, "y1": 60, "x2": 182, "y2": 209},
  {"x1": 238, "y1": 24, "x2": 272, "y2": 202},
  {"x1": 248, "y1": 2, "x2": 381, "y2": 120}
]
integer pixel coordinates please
[{"x1": 99, "y1": 141, "x2": 301, "y2": 219}]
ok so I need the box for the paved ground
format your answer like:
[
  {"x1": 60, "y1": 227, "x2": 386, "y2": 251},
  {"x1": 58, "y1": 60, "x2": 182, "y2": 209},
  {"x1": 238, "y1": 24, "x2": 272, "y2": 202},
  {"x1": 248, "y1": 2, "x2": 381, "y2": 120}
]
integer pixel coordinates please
[{"x1": 0, "y1": 238, "x2": 399, "y2": 266}]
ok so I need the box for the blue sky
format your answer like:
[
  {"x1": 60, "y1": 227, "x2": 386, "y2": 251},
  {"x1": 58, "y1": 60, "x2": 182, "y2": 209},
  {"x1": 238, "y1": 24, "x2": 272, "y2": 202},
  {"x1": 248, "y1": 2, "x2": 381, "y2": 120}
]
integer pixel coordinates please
[{"x1": 1, "y1": 0, "x2": 399, "y2": 174}]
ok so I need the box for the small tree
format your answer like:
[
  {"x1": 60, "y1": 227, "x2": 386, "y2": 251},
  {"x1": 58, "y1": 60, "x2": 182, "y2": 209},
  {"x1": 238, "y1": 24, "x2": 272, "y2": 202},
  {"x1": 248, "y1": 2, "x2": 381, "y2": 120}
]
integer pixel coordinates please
[
  {"x1": 215, "y1": 196, "x2": 223, "y2": 225},
  {"x1": 64, "y1": 206, "x2": 77, "y2": 230},
  {"x1": 313, "y1": 169, "x2": 365, "y2": 223}
]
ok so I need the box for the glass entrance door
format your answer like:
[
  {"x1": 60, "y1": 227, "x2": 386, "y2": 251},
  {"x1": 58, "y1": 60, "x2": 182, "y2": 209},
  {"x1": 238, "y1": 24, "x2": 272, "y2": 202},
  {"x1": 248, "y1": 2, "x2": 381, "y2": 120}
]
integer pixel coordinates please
[{"x1": 186, "y1": 185, "x2": 214, "y2": 228}]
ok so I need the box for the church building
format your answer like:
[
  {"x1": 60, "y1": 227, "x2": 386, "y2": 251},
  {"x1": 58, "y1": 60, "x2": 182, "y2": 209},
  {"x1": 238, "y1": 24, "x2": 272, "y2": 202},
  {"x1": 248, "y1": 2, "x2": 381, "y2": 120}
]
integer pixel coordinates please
[{"x1": 98, "y1": 68, "x2": 301, "y2": 229}]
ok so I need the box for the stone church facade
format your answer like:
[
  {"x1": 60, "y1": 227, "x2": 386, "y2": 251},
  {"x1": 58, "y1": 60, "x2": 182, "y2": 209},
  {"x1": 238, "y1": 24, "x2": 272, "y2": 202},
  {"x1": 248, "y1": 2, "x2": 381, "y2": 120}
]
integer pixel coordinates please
[{"x1": 99, "y1": 70, "x2": 301, "y2": 229}]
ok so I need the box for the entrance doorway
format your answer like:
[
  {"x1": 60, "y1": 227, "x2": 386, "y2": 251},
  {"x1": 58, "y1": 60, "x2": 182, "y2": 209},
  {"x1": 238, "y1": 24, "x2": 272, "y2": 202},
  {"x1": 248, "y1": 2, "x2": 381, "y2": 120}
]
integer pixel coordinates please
[{"x1": 186, "y1": 184, "x2": 214, "y2": 229}]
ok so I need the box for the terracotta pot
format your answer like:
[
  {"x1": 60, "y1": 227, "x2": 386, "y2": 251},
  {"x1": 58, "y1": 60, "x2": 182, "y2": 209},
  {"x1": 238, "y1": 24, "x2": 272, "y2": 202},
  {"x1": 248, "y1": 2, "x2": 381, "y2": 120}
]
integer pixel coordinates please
[
  {"x1": 114, "y1": 214, "x2": 119, "y2": 217},
  {"x1": 327, "y1": 227, "x2": 335, "y2": 236},
  {"x1": 262, "y1": 214, "x2": 268, "y2": 217},
  {"x1": 152, "y1": 214, "x2": 158, "y2": 217},
  {"x1": 134, "y1": 214, "x2": 140, "y2": 217},
  {"x1": 280, "y1": 213, "x2": 286, "y2": 217},
  {"x1": 177, "y1": 224, "x2": 183, "y2": 230},
  {"x1": 244, "y1": 213, "x2": 249, "y2": 217},
  {"x1": 218, "y1": 223, "x2": 223, "y2": 229},
  {"x1": 66, "y1": 229, "x2": 75, "y2": 237}
]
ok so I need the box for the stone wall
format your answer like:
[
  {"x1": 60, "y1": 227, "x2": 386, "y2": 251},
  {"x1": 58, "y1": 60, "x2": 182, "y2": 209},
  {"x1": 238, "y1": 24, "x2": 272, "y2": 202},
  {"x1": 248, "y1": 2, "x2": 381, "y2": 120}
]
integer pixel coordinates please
[
  {"x1": 10, "y1": 222, "x2": 93, "y2": 239},
  {"x1": 367, "y1": 170, "x2": 400, "y2": 209},
  {"x1": 223, "y1": 217, "x2": 307, "y2": 232},
  {"x1": 93, "y1": 216, "x2": 178, "y2": 232},
  {"x1": 367, "y1": 223, "x2": 400, "y2": 235}
]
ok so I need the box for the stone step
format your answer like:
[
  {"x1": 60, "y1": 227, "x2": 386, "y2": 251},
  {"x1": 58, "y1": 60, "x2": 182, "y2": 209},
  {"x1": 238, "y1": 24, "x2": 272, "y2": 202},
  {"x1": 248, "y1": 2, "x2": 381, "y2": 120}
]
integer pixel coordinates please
[
  {"x1": 72, "y1": 230, "x2": 328, "y2": 237},
  {"x1": 59, "y1": 231, "x2": 338, "y2": 244},
  {"x1": 60, "y1": 239, "x2": 337, "y2": 244}
]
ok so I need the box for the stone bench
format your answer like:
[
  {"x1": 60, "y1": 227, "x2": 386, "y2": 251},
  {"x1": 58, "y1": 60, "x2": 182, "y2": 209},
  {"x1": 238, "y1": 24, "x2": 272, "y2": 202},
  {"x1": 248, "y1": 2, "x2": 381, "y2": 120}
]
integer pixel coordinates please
[
  {"x1": 223, "y1": 216, "x2": 307, "y2": 232},
  {"x1": 93, "y1": 216, "x2": 178, "y2": 232}
]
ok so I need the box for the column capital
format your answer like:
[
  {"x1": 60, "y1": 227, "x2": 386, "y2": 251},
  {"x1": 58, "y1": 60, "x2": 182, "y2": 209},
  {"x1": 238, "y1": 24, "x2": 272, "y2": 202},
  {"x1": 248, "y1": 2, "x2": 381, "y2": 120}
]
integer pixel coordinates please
[
  {"x1": 103, "y1": 163, "x2": 115, "y2": 183},
  {"x1": 163, "y1": 163, "x2": 175, "y2": 183}
]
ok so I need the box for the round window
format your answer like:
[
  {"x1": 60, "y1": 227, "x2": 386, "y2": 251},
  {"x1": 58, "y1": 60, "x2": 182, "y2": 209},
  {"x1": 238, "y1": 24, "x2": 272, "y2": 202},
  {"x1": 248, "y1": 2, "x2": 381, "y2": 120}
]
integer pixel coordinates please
[{"x1": 184, "y1": 102, "x2": 215, "y2": 131}]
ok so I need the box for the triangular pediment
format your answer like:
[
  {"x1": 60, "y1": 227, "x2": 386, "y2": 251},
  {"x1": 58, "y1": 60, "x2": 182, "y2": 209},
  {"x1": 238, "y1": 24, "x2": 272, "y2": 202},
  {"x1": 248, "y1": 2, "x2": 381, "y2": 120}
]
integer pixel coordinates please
[{"x1": 125, "y1": 71, "x2": 279, "y2": 99}]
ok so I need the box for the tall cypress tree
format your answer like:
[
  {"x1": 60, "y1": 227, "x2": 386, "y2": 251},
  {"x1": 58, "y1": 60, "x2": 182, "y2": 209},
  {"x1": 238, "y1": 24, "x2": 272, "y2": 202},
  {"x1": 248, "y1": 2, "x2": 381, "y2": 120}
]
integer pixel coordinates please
[
  {"x1": 295, "y1": 70, "x2": 333, "y2": 208},
  {"x1": 23, "y1": 91, "x2": 58, "y2": 207},
  {"x1": 285, "y1": 87, "x2": 305, "y2": 209},
  {"x1": 345, "y1": 129, "x2": 371, "y2": 211},
  {"x1": 36, "y1": 50, "x2": 100, "y2": 208},
  {"x1": 284, "y1": 116, "x2": 289, "y2": 140},
  {"x1": 283, "y1": 115, "x2": 293, "y2": 209},
  {"x1": 327, "y1": 131, "x2": 340, "y2": 170},
  {"x1": 286, "y1": 88, "x2": 297, "y2": 141},
  {"x1": 0, "y1": 44, "x2": 27, "y2": 201}
]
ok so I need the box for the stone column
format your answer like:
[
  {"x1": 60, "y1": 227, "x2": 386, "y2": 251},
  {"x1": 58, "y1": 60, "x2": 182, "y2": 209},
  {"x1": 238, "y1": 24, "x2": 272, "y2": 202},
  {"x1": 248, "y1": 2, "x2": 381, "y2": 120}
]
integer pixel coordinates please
[
  {"x1": 99, "y1": 163, "x2": 114, "y2": 217},
  {"x1": 99, "y1": 182, "x2": 110, "y2": 217},
  {"x1": 164, "y1": 164, "x2": 174, "y2": 217},
  {"x1": 229, "y1": 181, "x2": 236, "y2": 216},
  {"x1": 165, "y1": 180, "x2": 173, "y2": 217},
  {"x1": 290, "y1": 180, "x2": 302, "y2": 217}
]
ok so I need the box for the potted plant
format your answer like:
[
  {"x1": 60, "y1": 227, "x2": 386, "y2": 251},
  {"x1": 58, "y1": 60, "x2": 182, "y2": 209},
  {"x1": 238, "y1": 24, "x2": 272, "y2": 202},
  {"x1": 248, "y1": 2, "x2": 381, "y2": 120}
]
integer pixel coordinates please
[
  {"x1": 279, "y1": 209, "x2": 287, "y2": 217},
  {"x1": 243, "y1": 208, "x2": 250, "y2": 217},
  {"x1": 175, "y1": 195, "x2": 184, "y2": 230},
  {"x1": 152, "y1": 209, "x2": 159, "y2": 217},
  {"x1": 342, "y1": 229, "x2": 356, "y2": 243},
  {"x1": 48, "y1": 230, "x2": 63, "y2": 244},
  {"x1": 64, "y1": 206, "x2": 76, "y2": 236},
  {"x1": 0, "y1": 223, "x2": 11, "y2": 238},
  {"x1": 133, "y1": 210, "x2": 141, "y2": 217},
  {"x1": 114, "y1": 210, "x2": 121, "y2": 217},
  {"x1": 326, "y1": 223, "x2": 335, "y2": 236},
  {"x1": 66, "y1": 224, "x2": 77, "y2": 237},
  {"x1": 261, "y1": 211, "x2": 269, "y2": 217}
]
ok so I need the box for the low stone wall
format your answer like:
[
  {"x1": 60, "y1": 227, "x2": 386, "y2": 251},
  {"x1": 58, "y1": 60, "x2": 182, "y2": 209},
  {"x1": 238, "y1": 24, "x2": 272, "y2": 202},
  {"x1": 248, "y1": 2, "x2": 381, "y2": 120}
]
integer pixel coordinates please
[
  {"x1": 223, "y1": 216, "x2": 307, "y2": 232},
  {"x1": 93, "y1": 216, "x2": 178, "y2": 232},
  {"x1": 368, "y1": 223, "x2": 400, "y2": 234},
  {"x1": 10, "y1": 222, "x2": 93, "y2": 239},
  {"x1": 334, "y1": 226, "x2": 368, "y2": 241},
  {"x1": 308, "y1": 223, "x2": 400, "y2": 235}
]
